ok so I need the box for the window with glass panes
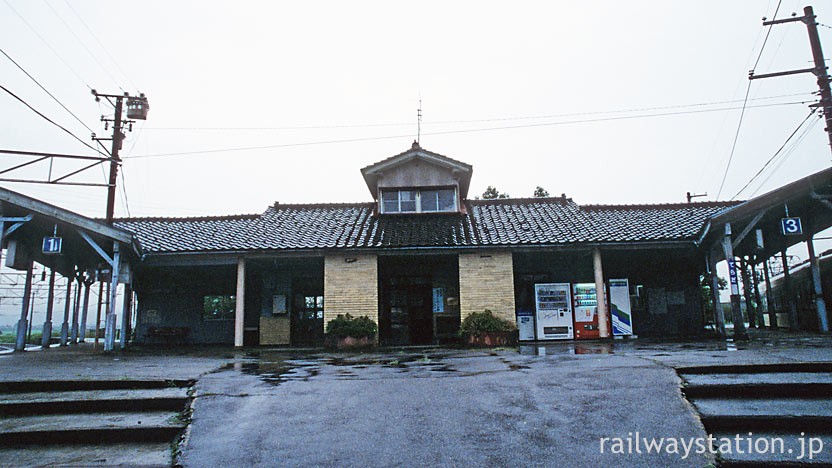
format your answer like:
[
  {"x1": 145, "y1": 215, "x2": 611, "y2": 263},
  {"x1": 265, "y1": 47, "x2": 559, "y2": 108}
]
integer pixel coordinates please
[{"x1": 380, "y1": 188, "x2": 456, "y2": 213}]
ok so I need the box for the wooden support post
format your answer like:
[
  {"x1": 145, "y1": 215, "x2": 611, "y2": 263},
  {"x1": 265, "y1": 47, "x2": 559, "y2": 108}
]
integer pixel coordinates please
[
  {"x1": 119, "y1": 272, "x2": 132, "y2": 350},
  {"x1": 807, "y1": 236, "x2": 830, "y2": 333},
  {"x1": 763, "y1": 259, "x2": 776, "y2": 328},
  {"x1": 751, "y1": 260, "x2": 763, "y2": 327},
  {"x1": 41, "y1": 269, "x2": 56, "y2": 348},
  {"x1": 104, "y1": 242, "x2": 121, "y2": 352},
  {"x1": 60, "y1": 275, "x2": 72, "y2": 346},
  {"x1": 95, "y1": 281, "x2": 104, "y2": 350},
  {"x1": 70, "y1": 277, "x2": 81, "y2": 344},
  {"x1": 709, "y1": 253, "x2": 726, "y2": 337},
  {"x1": 79, "y1": 280, "x2": 91, "y2": 343},
  {"x1": 740, "y1": 258, "x2": 756, "y2": 329},
  {"x1": 782, "y1": 250, "x2": 799, "y2": 330},
  {"x1": 235, "y1": 257, "x2": 246, "y2": 347},
  {"x1": 14, "y1": 260, "x2": 33, "y2": 352},
  {"x1": 592, "y1": 248, "x2": 609, "y2": 338},
  {"x1": 721, "y1": 223, "x2": 748, "y2": 340}
]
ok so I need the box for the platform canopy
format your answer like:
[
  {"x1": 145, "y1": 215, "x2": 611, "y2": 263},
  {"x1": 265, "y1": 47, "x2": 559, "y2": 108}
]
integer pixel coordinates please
[
  {"x1": 0, "y1": 186, "x2": 141, "y2": 277},
  {"x1": 699, "y1": 166, "x2": 832, "y2": 262}
]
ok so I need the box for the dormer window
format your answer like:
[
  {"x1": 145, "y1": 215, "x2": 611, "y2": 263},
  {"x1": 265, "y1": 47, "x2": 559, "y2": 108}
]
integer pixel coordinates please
[{"x1": 381, "y1": 188, "x2": 457, "y2": 213}]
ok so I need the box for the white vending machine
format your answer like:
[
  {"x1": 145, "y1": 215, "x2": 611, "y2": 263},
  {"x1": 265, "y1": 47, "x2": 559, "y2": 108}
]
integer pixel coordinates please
[{"x1": 534, "y1": 283, "x2": 574, "y2": 340}]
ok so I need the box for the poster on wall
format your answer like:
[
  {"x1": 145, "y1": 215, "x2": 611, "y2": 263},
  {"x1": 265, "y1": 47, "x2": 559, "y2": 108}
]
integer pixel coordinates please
[
  {"x1": 609, "y1": 278, "x2": 633, "y2": 336},
  {"x1": 432, "y1": 287, "x2": 445, "y2": 313}
]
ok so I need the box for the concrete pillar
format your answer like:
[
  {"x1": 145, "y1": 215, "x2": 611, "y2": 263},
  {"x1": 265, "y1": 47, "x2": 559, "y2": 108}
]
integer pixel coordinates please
[
  {"x1": 709, "y1": 254, "x2": 726, "y2": 337},
  {"x1": 593, "y1": 248, "x2": 609, "y2": 338},
  {"x1": 70, "y1": 278, "x2": 81, "y2": 344},
  {"x1": 41, "y1": 269, "x2": 56, "y2": 348},
  {"x1": 782, "y1": 250, "x2": 799, "y2": 331},
  {"x1": 104, "y1": 243, "x2": 121, "y2": 352},
  {"x1": 60, "y1": 276, "x2": 72, "y2": 346},
  {"x1": 235, "y1": 258, "x2": 246, "y2": 347},
  {"x1": 763, "y1": 259, "x2": 776, "y2": 328},
  {"x1": 807, "y1": 237, "x2": 830, "y2": 333},
  {"x1": 78, "y1": 281, "x2": 91, "y2": 343},
  {"x1": 721, "y1": 223, "x2": 748, "y2": 340},
  {"x1": 14, "y1": 260, "x2": 33, "y2": 352}
]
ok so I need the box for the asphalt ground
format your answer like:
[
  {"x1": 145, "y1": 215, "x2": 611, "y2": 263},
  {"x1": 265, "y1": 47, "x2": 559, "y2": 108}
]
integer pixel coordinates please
[{"x1": 1, "y1": 330, "x2": 831, "y2": 468}]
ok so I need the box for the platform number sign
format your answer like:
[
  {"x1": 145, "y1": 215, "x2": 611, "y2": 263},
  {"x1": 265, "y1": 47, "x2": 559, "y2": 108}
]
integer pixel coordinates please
[
  {"x1": 781, "y1": 217, "x2": 803, "y2": 236},
  {"x1": 42, "y1": 236, "x2": 62, "y2": 254}
]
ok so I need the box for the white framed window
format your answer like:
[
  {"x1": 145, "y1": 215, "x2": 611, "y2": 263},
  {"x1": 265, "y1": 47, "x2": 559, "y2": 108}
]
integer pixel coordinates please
[{"x1": 380, "y1": 188, "x2": 457, "y2": 213}]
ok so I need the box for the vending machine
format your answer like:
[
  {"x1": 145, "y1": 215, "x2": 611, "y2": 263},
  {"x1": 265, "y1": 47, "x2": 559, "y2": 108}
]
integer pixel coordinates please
[
  {"x1": 534, "y1": 283, "x2": 573, "y2": 340},
  {"x1": 608, "y1": 278, "x2": 634, "y2": 336},
  {"x1": 573, "y1": 283, "x2": 601, "y2": 339}
]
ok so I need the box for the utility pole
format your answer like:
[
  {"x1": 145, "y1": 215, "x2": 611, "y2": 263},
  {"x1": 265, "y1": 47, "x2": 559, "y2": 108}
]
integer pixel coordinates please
[
  {"x1": 750, "y1": 6, "x2": 832, "y2": 155},
  {"x1": 91, "y1": 91, "x2": 148, "y2": 224}
]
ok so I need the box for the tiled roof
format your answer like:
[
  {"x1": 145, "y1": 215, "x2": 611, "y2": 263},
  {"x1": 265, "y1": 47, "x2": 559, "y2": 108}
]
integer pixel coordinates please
[{"x1": 114, "y1": 198, "x2": 740, "y2": 254}]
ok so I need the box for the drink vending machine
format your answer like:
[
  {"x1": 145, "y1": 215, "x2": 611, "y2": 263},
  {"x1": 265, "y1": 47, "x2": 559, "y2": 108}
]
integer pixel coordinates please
[
  {"x1": 572, "y1": 283, "x2": 600, "y2": 339},
  {"x1": 534, "y1": 283, "x2": 573, "y2": 340}
]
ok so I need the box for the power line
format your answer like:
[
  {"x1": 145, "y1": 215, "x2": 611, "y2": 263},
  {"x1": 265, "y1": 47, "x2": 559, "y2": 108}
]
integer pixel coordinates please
[
  {"x1": 126, "y1": 100, "x2": 810, "y2": 160},
  {"x1": 749, "y1": 113, "x2": 822, "y2": 197},
  {"x1": 730, "y1": 109, "x2": 818, "y2": 200},
  {"x1": 715, "y1": 0, "x2": 783, "y2": 200},
  {"x1": 2, "y1": 0, "x2": 91, "y2": 90},
  {"x1": 61, "y1": 0, "x2": 138, "y2": 92},
  {"x1": 119, "y1": 169, "x2": 131, "y2": 217},
  {"x1": 0, "y1": 45, "x2": 109, "y2": 155},
  {"x1": 141, "y1": 92, "x2": 813, "y2": 132},
  {"x1": 0, "y1": 83, "x2": 100, "y2": 154},
  {"x1": 41, "y1": 0, "x2": 123, "y2": 93}
]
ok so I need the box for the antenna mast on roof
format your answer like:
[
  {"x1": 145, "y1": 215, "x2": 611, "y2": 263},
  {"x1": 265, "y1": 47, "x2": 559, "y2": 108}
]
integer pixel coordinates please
[{"x1": 417, "y1": 97, "x2": 422, "y2": 145}]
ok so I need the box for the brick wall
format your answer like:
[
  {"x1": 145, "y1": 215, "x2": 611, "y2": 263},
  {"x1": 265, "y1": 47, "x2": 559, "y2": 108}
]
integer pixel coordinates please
[
  {"x1": 259, "y1": 316, "x2": 290, "y2": 345},
  {"x1": 459, "y1": 251, "x2": 516, "y2": 323},
  {"x1": 324, "y1": 254, "x2": 378, "y2": 325}
]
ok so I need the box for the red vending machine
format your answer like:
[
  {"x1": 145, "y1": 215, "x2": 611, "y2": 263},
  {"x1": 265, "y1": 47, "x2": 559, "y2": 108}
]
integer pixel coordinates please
[{"x1": 573, "y1": 283, "x2": 601, "y2": 339}]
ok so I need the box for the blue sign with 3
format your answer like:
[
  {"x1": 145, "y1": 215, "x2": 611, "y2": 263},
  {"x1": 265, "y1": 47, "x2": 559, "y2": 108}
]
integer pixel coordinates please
[{"x1": 781, "y1": 217, "x2": 803, "y2": 235}]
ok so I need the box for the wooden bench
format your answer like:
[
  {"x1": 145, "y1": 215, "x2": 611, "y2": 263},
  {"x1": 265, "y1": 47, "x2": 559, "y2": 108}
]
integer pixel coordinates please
[{"x1": 146, "y1": 326, "x2": 189, "y2": 345}]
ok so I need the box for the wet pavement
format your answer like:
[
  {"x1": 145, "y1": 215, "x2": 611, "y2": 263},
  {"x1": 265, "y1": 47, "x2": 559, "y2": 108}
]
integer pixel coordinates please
[{"x1": 1, "y1": 330, "x2": 831, "y2": 467}]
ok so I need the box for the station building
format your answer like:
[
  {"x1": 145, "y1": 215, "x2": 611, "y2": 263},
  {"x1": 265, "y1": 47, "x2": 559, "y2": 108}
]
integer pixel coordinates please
[{"x1": 113, "y1": 142, "x2": 742, "y2": 346}]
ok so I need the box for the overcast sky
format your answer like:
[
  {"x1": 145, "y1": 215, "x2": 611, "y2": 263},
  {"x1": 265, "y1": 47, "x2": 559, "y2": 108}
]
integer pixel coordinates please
[{"x1": 2, "y1": 1, "x2": 832, "y2": 325}]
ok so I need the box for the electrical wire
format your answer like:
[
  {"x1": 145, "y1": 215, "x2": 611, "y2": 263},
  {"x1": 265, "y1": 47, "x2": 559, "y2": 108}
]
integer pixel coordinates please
[
  {"x1": 61, "y1": 0, "x2": 138, "y2": 92},
  {"x1": 0, "y1": 46, "x2": 109, "y2": 155},
  {"x1": 41, "y1": 0, "x2": 123, "y2": 92},
  {"x1": 127, "y1": 100, "x2": 809, "y2": 160},
  {"x1": 142, "y1": 92, "x2": 813, "y2": 132},
  {"x1": 2, "y1": 0, "x2": 91, "y2": 90},
  {"x1": 749, "y1": 113, "x2": 822, "y2": 197},
  {"x1": 730, "y1": 108, "x2": 818, "y2": 200},
  {"x1": 715, "y1": 0, "x2": 783, "y2": 200},
  {"x1": 0, "y1": 83, "x2": 100, "y2": 154},
  {"x1": 119, "y1": 170, "x2": 131, "y2": 217}
]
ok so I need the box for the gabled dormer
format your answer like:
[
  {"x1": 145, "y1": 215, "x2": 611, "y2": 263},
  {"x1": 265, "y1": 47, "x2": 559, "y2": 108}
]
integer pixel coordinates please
[{"x1": 360, "y1": 141, "x2": 473, "y2": 214}]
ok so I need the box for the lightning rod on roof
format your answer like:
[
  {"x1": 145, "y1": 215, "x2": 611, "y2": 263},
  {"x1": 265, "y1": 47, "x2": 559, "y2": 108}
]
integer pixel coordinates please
[{"x1": 417, "y1": 97, "x2": 422, "y2": 145}]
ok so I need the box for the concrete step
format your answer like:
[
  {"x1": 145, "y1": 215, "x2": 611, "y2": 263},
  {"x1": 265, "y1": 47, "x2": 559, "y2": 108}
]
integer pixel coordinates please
[
  {"x1": 0, "y1": 411, "x2": 187, "y2": 446},
  {"x1": 701, "y1": 415, "x2": 832, "y2": 433},
  {"x1": 710, "y1": 432, "x2": 832, "y2": 466},
  {"x1": 0, "y1": 387, "x2": 191, "y2": 415},
  {"x1": 0, "y1": 441, "x2": 172, "y2": 467},
  {"x1": 0, "y1": 379, "x2": 193, "y2": 394},
  {"x1": 683, "y1": 372, "x2": 832, "y2": 387},
  {"x1": 693, "y1": 398, "x2": 832, "y2": 418},
  {"x1": 678, "y1": 362, "x2": 832, "y2": 375}
]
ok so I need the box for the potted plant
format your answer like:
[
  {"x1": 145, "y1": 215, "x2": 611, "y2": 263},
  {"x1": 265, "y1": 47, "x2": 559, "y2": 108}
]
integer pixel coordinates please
[
  {"x1": 325, "y1": 313, "x2": 378, "y2": 349},
  {"x1": 460, "y1": 310, "x2": 518, "y2": 347}
]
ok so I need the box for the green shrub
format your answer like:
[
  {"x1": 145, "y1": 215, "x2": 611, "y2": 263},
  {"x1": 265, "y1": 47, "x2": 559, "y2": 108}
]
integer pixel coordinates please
[
  {"x1": 459, "y1": 310, "x2": 516, "y2": 336},
  {"x1": 325, "y1": 313, "x2": 378, "y2": 339}
]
